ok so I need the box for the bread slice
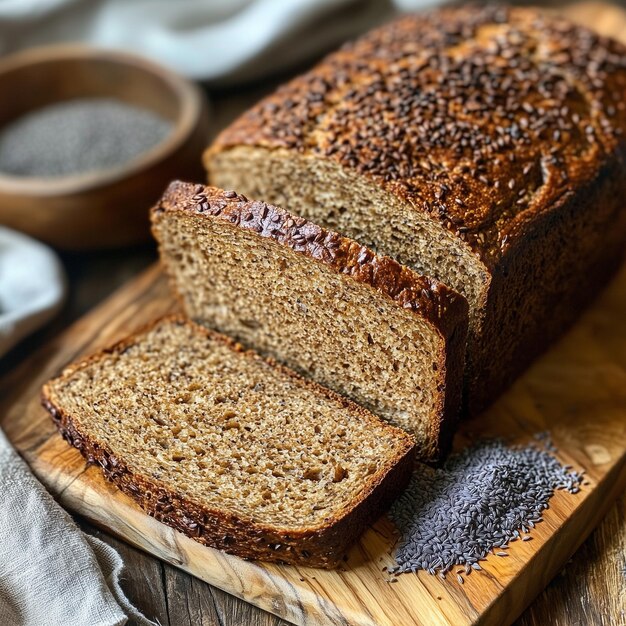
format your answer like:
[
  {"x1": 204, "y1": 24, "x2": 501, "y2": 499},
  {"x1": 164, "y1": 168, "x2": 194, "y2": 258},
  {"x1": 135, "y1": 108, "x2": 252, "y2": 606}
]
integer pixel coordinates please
[
  {"x1": 204, "y1": 6, "x2": 626, "y2": 416},
  {"x1": 151, "y1": 182, "x2": 468, "y2": 461},
  {"x1": 42, "y1": 316, "x2": 415, "y2": 568}
]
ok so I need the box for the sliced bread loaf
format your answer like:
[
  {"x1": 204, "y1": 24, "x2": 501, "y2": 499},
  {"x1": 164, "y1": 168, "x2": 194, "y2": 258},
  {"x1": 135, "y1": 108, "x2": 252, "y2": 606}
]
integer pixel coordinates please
[
  {"x1": 42, "y1": 316, "x2": 415, "y2": 568},
  {"x1": 204, "y1": 6, "x2": 626, "y2": 415},
  {"x1": 151, "y1": 182, "x2": 468, "y2": 461}
]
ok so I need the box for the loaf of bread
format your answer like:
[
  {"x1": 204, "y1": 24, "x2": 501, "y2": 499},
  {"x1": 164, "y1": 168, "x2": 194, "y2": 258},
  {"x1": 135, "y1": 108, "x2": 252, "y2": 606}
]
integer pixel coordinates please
[
  {"x1": 205, "y1": 6, "x2": 626, "y2": 415},
  {"x1": 152, "y1": 182, "x2": 468, "y2": 461},
  {"x1": 42, "y1": 316, "x2": 416, "y2": 568}
]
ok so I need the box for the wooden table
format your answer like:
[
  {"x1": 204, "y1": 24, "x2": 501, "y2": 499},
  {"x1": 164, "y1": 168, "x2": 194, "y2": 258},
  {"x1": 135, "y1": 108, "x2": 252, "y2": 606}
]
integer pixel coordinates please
[{"x1": 1, "y1": 2, "x2": 625, "y2": 624}]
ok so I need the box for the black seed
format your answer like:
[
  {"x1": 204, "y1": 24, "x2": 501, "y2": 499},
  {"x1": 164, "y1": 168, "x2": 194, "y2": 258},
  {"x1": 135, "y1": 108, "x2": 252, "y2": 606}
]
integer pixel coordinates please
[{"x1": 388, "y1": 436, "x2": 583, "y2": 576}]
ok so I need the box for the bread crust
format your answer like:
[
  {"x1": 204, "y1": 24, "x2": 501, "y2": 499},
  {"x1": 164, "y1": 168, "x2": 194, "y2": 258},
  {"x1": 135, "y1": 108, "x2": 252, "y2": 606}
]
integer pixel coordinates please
[
  {"x1": 153, "y1": 182, "x2": 468, "y2": 340},
  {"x1": 206, "y1": 6, "x2": 626, "y2": 269},
  {"x1": 204, "y1": 6, "x2": 626, "y2": 415},
  {"x1": 42, "y1": 315, "x2": 416, "y2": 568},
  {"x1": 151, "y1": 182, "x2": 469, "y2": 459}
]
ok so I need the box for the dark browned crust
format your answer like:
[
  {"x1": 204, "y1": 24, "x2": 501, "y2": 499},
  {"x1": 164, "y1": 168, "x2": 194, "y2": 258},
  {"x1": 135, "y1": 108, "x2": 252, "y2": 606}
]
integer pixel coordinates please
[
  {"x1": 151, "y1": 181, "x2": 469, "y2": 459},
  {"x1": 206, "y1": 6, "x2": 626, "y2": 268},
  {"x1": 467, "y1": 152, "x2": 626, "y2": 414},
  {"x1": 41, "y1": 315, "x2": 416, "y2": 569}
]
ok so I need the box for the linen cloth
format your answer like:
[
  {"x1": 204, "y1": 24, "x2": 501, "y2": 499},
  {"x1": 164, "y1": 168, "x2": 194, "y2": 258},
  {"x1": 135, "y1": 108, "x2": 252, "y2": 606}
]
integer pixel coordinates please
[
  {"x1": 0, "y1": 0, "x2": 442, "y2": 84},
  {"x1": 0, "y1": 1, "x2": 447, "y2": 624},
  {"x1": 0, "y1": 227, "x2": 66, "y2": 358},
  {"x1": 0, "y1": 428, "x2": 156, "y2": 626}
]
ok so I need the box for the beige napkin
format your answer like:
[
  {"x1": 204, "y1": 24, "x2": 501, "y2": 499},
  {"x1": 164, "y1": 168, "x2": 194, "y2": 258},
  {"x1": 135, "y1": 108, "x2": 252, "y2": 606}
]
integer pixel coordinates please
[{"x1": 0, "y1": 428, "x2": 155, "y2": 626}]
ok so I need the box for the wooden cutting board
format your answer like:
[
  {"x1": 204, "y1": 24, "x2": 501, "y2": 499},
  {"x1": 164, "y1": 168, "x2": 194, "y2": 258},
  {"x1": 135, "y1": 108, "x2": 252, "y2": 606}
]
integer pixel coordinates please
[
  {"x1": 1, "y1": 260, "x2": 625, "y2": 626},
  {"x1": 2, "y1": 5, "x2": 626, "y2": 625}
]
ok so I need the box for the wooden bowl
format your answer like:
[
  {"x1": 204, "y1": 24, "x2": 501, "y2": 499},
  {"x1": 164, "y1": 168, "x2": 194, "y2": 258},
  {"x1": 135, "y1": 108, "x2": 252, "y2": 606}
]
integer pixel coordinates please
[{"x1": 0, "y1": 45, "x2": 210, "y2": 249}]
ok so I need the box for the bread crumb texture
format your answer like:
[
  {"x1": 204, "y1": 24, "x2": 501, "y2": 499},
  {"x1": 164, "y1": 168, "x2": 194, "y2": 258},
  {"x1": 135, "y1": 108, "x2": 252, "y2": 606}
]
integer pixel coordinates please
[{"x1": 44, "y1": 318, "x2": 413, "y2": 530}]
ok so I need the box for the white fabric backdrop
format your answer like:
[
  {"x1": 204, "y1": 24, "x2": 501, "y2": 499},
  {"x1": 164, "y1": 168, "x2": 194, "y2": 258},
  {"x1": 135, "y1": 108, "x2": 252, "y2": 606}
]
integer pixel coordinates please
[{"x1": 0, "y1": 0, "x2": 444, "y2": 84}]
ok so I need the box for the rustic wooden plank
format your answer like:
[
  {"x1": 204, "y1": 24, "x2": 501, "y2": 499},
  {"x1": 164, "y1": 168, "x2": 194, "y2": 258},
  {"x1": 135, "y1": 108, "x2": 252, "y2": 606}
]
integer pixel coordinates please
[
  {"x1": 204, "y1": 586, "x2": 291, "y2": 626},
  {"x1": 82, "y1": 521, "x2": 276, "y2": 626},
  {"x1": 77, "y1": 520, "x2": 171, "y2": 626},
  {"x1": 161, "y1": 562, "x2": 226, "y2": 626},
  {"x1": 112, "y1": 542, "x2": 292, "y2": 626},
  {"x1": 514, "y1": 491, "x2": 626, "y2": 626}
]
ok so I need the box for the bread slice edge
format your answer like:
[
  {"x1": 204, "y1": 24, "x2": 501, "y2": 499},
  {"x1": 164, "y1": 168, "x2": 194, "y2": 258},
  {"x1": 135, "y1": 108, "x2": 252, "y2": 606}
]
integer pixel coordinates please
[{"x1": 151, "y1": 181, "x2": 469, "y2": 344}]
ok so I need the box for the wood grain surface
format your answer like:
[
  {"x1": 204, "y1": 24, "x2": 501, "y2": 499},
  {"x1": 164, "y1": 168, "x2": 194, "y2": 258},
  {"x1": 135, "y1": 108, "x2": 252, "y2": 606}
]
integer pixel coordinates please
[
  {"x1": 1, "y1": 250, "x2": 625, "y2": 626},
  {"x1": 0, "y1": 3, "x2": 625, "y2": 626}
]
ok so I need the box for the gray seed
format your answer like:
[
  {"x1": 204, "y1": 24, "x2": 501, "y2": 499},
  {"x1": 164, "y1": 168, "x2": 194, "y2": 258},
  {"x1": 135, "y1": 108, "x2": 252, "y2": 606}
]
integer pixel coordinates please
[
  {"x1": 0, "y1": 98, "x2": 171, "y2": 177},
  {"x1": 388, "y1": 436, "x2": 583, "y2": 577}
]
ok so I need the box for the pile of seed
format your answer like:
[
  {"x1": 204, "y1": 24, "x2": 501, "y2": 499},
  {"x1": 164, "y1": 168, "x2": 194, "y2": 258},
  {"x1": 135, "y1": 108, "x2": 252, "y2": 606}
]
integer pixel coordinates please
[
  {"x1": 0, "y1": 98, "x2": 172, "y2": 177},
  {"x1": 388, "y1": 436, "x2": 585, "y2": 579}
]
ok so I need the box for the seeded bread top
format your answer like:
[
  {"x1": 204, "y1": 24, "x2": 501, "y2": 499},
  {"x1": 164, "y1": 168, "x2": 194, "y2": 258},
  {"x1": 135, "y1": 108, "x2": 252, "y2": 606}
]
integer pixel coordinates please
[
  {"x1": 152, "y1": 182, "x2": 469, "y2": 340},
  {"x1": 207, "y1": 6, "x2": 626, "y2": 267}
]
